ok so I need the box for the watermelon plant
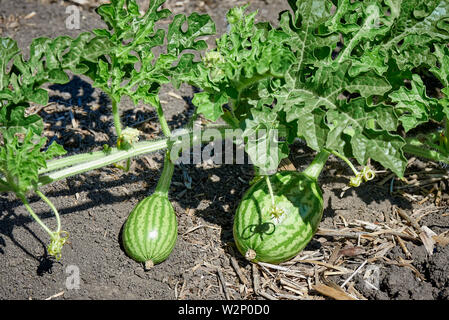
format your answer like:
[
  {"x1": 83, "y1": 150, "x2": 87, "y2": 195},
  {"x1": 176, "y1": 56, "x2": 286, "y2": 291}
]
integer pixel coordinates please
[
  {"x1": 1, "y1": 0, "x2": 449, "y2": 266},
  {"x1": 179, "y1": 0, "x2": 449, "y2": 262}
]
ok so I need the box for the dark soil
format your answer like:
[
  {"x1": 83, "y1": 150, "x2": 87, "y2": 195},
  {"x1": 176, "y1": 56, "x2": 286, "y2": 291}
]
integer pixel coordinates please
[{"x1": 1, "y1": 0, "x2": 448, "y2": 300}]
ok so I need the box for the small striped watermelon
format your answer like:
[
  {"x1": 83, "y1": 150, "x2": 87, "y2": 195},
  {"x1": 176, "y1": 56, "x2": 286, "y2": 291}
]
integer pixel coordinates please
[
  {"x1": 122, "y1": 154, "x2": 177, "y2": 269},
  {"x1": 122, "y1": 193, "x2": 177, "y2": 269},
  {"x1": 233, "y1": 171, "x2": 324, "y2": 264}
]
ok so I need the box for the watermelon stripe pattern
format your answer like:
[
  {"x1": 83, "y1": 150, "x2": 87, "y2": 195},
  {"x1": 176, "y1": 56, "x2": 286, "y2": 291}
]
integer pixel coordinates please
[
  {"x1": 122, "y1": 194, "x2": 178, "y2": 266},
  {"x1": 233, "y1": 171, "x2": 323, "y2": 264}
]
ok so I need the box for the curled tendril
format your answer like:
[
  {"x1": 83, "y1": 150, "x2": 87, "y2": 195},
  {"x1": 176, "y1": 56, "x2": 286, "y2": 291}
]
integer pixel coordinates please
[
  {"x1": 348, "y1": 166, "x2": 376, "y2": 188},
  {"x1": 47, "y1": 231, "x2": 69, "y2": 261},
  {"x1": 362, "y1": 166, "x2": 376, "y2": 181}
]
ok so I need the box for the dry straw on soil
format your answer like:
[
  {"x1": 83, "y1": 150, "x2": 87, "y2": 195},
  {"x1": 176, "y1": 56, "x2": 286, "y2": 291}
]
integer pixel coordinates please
[{"x1": 193, "y1": 158, "x2": 449, "y2": 300}]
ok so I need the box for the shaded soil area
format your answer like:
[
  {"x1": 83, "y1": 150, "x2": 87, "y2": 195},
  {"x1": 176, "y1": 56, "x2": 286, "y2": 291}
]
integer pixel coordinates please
[{"x1": 1, "y1": 0, "x2": 448, "y2": 300}]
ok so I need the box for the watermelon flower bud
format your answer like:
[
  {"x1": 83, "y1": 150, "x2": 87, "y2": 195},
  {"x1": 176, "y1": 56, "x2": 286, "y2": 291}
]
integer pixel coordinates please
[
  {"x1": 203, "y1": 51, "x2": 225, "y2": 68},
  {"x1": 203, "y1": 51, "x2": 225, "y2": 81},
  {"x1": 121, "y1": 127, "x2": 140, "y2": 145},
  {"x1": 117, "y1": 127, "x2": 141, "y2": 150}
]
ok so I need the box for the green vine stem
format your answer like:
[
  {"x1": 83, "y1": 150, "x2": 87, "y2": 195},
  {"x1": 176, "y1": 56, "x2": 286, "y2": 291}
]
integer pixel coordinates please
[
  {"x1": 403, "y1": 138, "x2": 449, "y2": 163},
  {"x1": 265, "y1": 175, "x2": 275, "y2": 208},
  {"x1": 39, "y1": 151, "x2": 109, "y2": 175},
  {"x1": 154, "y1": 98, "x2": 172, "y2": 138},
  {"x1": 18, "y1": 193, "x2": 54, "y2": 237},
  {"x1": 35, "y1": 190, "x2": 61, "y2": 233},
  {"x1": 152, "y1": 97, "x2": 174, "y2": 197},
  {"x1": 111, "y1": 98, "x2": 123, "y2": 141},
  {"x1": 265, "y1": 174, "x2": 285, "y2": 219},
  {"x1": 303, "y1": 150, "x2": 331, "y2": 181},
  {"x1": 324, "y1": 149, "x2": 376, "y2": 187},
  {"x1": 38, "y1": 138, "x2": 169, "y2": 187},
  {"x1": 326, "y1": 149, "x2": 359, "y2": 176},
  {"x1": 40, "y1": 124, "x2": 232, "y2": 175},
  {"x1": 446, "y1": 118, "x2": 449, "y2": 151},
  {"x1": 37, "y1": 125, "x2": 233, "y2": 189},
  {"x1": 154, "y1": 154, "x2": 175, "y2": 196}
]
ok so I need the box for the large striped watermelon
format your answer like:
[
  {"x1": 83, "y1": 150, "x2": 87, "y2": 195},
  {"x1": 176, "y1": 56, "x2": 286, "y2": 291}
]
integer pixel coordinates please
[
  {"x1": 233, "y1": 170, "x2": 324, "y2": 264},
  {"x1": 122, "y1": 154, "x2": 177, "y2": 269}
]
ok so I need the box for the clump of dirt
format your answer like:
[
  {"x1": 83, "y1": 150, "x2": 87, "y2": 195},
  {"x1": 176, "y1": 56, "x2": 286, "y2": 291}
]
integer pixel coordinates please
[{"x1": 417, "y1": 245, "x2": 449, "y2": 290}]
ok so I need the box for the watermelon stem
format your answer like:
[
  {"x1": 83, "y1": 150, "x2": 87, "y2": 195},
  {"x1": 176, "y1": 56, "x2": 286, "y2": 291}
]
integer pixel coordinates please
[
  {"x1": 154, "y1": 153, "x2": 175, "y2": 197},
  {"x1": 35, "y1": 189, "x2": 61, "y2": 233},
  {"x1": 111, "y1": 98, "x2": 123, "y2": 144},
  {"x1": 265, "y1": 175, "x2": 275, "y2": 207},
  {"x1": 265, "y1": 175, "x2": 285, "y2": 218},
  {"x1": 19, "y1": 194, "x2": 55, "y2": 239},
  {"x1": 303, "y1": 150, "x2": 330, "y2": 180},
  {"x1": 326, "y1": 149, "x2": 377, "y2": 187},
  {"x1": 327, "y1": 149, "x2": 359, "y2": 176},
  {"x1": 154, "y1": 96, "x2": 175, "y2": 197},
  {"x1": 154, "y1": 97, "x2": 172, "y2": 138}
]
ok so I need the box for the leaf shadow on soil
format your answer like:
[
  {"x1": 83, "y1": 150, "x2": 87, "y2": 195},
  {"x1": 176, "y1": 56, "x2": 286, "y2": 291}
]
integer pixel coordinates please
[
  {"x1": 49, "y1": 75, "x2": 97, "y2": 107},
  {"x1": 0, "y1": 202, "x2": 62, "y2": 275},
  {"x1": 48, "y1": 75, "x2": 198, "y2": 147},
  {"x1": 47, "y1": 76, "x2": 116, "y2": 150}
]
